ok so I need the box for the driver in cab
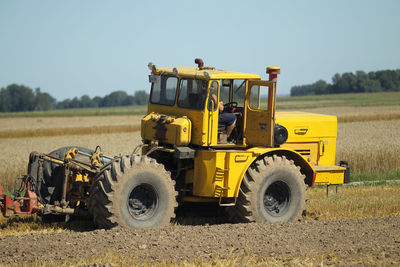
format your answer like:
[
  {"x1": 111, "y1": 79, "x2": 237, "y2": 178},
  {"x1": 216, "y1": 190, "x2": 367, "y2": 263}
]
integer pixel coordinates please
[{"x1": 212, "y1": 94, "x2": 236, "y2": 139}]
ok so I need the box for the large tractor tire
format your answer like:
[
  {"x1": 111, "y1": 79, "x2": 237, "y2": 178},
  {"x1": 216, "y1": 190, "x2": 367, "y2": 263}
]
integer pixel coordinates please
[
  {"x1": 231, "y1": 155, "x2": 306, "y2": 223},
  {"x1": 28, "y1": 146, "x2": 94, "y2": 204},
  {"x1": 88, "y1": 154, "x2": 178, "y2": 229}
]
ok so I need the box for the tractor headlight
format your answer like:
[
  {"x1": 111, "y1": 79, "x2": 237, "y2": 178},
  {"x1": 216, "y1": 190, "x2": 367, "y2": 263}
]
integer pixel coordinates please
[{"x1": 274, "y1": 124, "x2": 288, "y2": 145}]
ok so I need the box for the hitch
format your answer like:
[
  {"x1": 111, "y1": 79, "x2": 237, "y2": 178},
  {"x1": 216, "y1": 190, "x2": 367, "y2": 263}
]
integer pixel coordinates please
[
  {"x1": 0, "y1": 175, "x2": 40, "y2": 217},
  {"x1": 0, "y1": 146, "x2": 114, "y2": 219}
]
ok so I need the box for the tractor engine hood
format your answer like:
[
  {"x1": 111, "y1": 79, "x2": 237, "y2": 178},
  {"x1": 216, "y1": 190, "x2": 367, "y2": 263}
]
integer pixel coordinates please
[{"x1": 141, "y1": 112, "x2": 192, "y2": 146}]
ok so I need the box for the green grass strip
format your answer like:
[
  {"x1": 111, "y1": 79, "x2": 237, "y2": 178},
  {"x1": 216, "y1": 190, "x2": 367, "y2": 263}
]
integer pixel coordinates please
[{"x1": 350, "y1": 170, "x2": 400, "y2": 182}]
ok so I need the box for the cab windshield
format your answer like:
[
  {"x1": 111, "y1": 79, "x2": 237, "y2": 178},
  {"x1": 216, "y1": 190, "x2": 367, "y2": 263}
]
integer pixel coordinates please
[{"x1": 149, "y1": 75, "x2": 178, "y2": 106}]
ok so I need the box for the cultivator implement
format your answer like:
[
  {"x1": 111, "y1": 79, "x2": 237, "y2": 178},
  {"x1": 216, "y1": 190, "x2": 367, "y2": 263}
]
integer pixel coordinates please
[
  {"x1": 0, "y1": 147, "x2": 114, "y2": 218},
  {"x1": 0, "y1": 176, "x2": 39, "y2": 217}
]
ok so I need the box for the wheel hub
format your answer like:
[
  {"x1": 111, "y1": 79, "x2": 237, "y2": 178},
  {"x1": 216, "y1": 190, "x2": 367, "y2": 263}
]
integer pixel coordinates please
[
  {"x1": 127, "y1": 184, "x2": 158, "y2": 220},
  {"x1": 263, "y1": 181, "x2": 290, "y2": 216}
]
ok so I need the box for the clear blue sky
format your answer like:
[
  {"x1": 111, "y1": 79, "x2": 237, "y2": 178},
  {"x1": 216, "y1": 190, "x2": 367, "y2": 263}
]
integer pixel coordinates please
[{"x1": 1, "y1": 0, "x2": 399, "y2": 100}]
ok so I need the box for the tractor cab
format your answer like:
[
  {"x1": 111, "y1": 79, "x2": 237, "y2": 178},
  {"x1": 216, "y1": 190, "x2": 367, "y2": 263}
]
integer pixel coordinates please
[{"x1": 142, "y1": 59, "x2": 280, "y2": 148}]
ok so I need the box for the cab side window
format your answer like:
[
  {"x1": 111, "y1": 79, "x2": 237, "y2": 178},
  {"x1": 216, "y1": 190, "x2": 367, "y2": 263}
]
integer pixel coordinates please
[
  {"x1": 232, "y1": 79, "x2": 245, "y2": 106},
  {"x1": 178, "y1": 78, "x2": 208, "y2": 110},
  {"x1": 249, "y1": 85, "x2": 260, "y2": 109},
  {"x1": 207, "y1": 81, "x2": 219, "y2": 111},
  {"x1": 220, "y1": 79, "x2": 230, "y2": 104}
]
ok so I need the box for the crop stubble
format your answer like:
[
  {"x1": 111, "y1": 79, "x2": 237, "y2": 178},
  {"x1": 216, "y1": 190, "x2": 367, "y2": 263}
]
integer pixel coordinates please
[
  {"x1": 0, "y1": 115, "x2": 143, "y2": 138},
  {"x1": 0, "y1": 115, "x2": 142, "y2": 131},
  {"x1": 306, "y1": 105, "x2": 400, "y2": 123}
]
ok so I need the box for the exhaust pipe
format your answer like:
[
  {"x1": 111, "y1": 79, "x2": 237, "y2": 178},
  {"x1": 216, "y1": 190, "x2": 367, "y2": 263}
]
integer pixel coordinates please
[
  {"x1": 195, "y1": 58, "x2": 204, "y2": 69},
  {"x1": 267, "y1": 66, "x2": 280, "y2": 82}
]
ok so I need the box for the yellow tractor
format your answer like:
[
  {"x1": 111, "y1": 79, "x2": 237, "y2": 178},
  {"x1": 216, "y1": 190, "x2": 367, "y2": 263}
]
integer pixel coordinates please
[{"x1": 0, "y1": 59, "x2": 349, "y2": 229}]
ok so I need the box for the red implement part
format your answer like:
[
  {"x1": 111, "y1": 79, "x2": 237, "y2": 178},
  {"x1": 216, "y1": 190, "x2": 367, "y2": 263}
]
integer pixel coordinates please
[{"x1": 0, "y1": 181, "x2": 40, "y2": 217}]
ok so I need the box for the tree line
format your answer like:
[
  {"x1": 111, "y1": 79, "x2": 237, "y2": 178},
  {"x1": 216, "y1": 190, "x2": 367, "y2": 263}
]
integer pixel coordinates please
[
  {"x1": 291, "y1": 69, "x2": 400, "y2": 96},
  {"x1": 0, "y1": 84, "x2": 149, "y2": 112}
]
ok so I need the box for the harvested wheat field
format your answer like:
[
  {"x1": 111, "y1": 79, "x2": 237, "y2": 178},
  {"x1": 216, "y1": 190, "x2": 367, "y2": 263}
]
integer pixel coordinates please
[
  {"x1": 0, "y1": 115, "x2": 142, "y2": 131},
  {"x1": 306, "y1": 105, "x2": 400, "y2": 123},
  {"x1": 0, "y1": 115, "x2": 143, "y2": 138}
]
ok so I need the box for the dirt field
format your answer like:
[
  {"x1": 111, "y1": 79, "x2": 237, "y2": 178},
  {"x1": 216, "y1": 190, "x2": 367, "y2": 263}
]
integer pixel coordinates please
[{"x1": 0, "y1": 216, "x2": 399, "y2": 266}]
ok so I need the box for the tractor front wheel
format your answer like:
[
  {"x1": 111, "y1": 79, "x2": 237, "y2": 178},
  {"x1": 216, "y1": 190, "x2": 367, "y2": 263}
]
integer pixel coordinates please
[{"x1": 231, "y1": 155, "x2": 306, "y2": 223}]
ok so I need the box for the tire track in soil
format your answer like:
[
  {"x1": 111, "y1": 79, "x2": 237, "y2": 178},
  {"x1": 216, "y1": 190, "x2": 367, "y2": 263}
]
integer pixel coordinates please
[{"x1": 0, "y1": 217, "x2": 399, "y2": 265}]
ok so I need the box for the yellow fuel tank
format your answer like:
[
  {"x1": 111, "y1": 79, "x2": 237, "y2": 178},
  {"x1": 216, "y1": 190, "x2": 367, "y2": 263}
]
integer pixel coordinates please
[{"x1": 141, "y1": 112, "x2": 192, "y2": 146}]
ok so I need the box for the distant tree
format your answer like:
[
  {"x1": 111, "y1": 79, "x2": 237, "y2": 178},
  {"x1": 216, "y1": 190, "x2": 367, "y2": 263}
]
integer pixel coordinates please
[
  {"x1": 313, "y1": 80, "x2": 329, "y2": 95},
  {"x1": 375, "y1": 70, "x2": 399, "y2": 91},
  {"x1": 0, "y1": 87, "x2": 9, "y2": 112},
  {"x1": 291, "y1": 69, "x2": 400, "y2": 96},
  {"x1": 56, "y1": 98, "x2": 79, "y2": 109},
  {"x1": 331, "y1": 72, "x2": 357, "y2": 93},
  {"x1": 34, "y1": 88, "x2": 55, "y2": 110},
  {"x1": 56, "y1": 99, "x2": 69, "y2": 109},
  {"x1": 123, "y1": 95, "x2": 135, "y2": 106},
  {"x1": 133, "y1": 90, "x2": 149, "y2": 105},
  {"x1": 101, "y1": 91, "x2": 129, "y2": 107},
  {"x1": 290, "y1": 80, "x2": 328, "y2": 96},
  {"x1": 80, "y1": 95, "x2": 94, "y2": 108},
  {"x1": 290, "y1": 84, "x2": 314, "y2": 96},
  {"x1": 92, "y1": 96, "x2": 102, "y2": 107},
  {"x1": 54, "y1": 90, "x2": 147, "y2": 110},
  {"x1": 0, "y1": 84, "x2": 35, "y2": 112},
  {"x1": 1, "y1": 84, "x2": 167, "y2": 113},
  {"x1": 354, "y1": 71, "x2": 381, "y2": 92},
  {"x1": 70, "y1": 97, "x2": 81, "y2": 108}
]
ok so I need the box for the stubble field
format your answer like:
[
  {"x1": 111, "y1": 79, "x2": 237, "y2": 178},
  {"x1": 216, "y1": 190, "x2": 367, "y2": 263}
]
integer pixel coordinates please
[{"x1": 0, "y1": 92, "x2": 400, "y2": 266}]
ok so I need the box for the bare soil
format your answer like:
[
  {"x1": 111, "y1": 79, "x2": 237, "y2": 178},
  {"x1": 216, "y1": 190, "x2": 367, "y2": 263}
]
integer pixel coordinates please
[{"x1": 0, "y1": 216, "x2": 399, "y2": 265}]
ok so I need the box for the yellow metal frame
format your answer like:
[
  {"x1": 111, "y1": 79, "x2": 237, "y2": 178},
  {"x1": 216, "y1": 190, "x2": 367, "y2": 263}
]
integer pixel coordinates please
[{"x1": 189, "y1": 147, "x2": 315, "y2": 198}]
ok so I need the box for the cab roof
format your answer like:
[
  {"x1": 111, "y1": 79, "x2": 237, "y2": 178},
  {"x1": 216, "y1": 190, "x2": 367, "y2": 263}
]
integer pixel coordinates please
[{"x1": 154, "y1": 67, "x2": 261, "y2": 80}]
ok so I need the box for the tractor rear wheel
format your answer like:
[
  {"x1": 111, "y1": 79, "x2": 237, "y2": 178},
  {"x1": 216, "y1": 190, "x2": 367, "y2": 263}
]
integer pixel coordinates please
[
  {"x1": 231, "y1": 155, "x2": 306, "y2": 223},
  {"x1": 88, "y1": 154, "x2": 177, "y2": 229},
  {"x1": 28, "y1": 146, "x2": 93, "y2": 204}
]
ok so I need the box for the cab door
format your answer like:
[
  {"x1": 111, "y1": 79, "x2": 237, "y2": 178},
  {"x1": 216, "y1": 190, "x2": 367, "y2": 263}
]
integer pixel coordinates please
[{"x1": 244, "y1": 80, "x2": 276, "y2": 147}]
